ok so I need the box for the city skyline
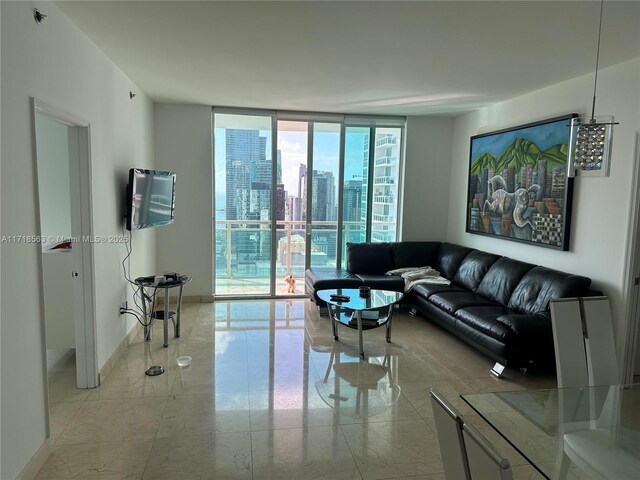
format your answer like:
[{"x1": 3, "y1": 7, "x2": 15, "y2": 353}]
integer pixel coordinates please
[{"x1": 214, "y1": 127, "x2": 369, "y2": 214}]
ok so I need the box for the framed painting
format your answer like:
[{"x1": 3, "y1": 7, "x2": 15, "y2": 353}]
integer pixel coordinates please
[{"x1": 466, "y1": 114, "x2": 577, "y2": 251}]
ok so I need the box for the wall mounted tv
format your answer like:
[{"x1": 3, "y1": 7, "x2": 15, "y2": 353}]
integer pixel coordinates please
[{"x1": 126, "y1": 168, "x2": 176, "y2": 231}]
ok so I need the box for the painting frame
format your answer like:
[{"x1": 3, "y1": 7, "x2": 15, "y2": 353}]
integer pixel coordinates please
[{"x1": 466, "y1": 114, "x2": 577, "y2": 251}]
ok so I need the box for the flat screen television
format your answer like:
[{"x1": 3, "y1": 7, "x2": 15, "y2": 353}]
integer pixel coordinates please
[{"x1": 126, "y1": 168, "x2": 176, "y2": 231}]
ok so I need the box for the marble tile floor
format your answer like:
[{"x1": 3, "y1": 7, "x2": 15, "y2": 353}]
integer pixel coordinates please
[{"x1": 39, "y1": 299, "x2": 557, "y2": 480}]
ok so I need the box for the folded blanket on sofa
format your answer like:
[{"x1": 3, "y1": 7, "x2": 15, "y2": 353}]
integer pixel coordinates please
[{"x1": 386, "y1": 266, "x2": 451, "y2": 292}]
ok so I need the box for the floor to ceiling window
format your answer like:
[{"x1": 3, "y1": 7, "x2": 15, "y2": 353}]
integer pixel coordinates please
[
  {"x1": 213, "y1": 109, "x2": 404, "y2": 297},
  {"x1": 214, "y1": 113, "x2": 274, "y2": 296}
]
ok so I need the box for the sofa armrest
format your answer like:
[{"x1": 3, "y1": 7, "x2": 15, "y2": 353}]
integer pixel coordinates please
[{"x1": 497, "y1": 313, "x2": 555, "y2": 367}]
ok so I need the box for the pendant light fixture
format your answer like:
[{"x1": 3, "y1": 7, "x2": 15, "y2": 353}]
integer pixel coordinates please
[{"x1": 567, "y1": 0, "x2": 618, "y2": 178}]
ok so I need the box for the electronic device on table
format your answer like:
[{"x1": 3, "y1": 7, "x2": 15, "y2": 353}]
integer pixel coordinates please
[{"x1": 136, "y1": 272, "x2": 183, "y2": 285}]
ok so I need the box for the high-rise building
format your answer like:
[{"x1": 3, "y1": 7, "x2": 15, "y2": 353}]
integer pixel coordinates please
[
  {"x1": 298, "y1": 164, "x2": 307, "y2": 221},
  {"x1": 225, "y1": 129, "x2": 267, "y2": 220},
  {"x1": 343, "y1": 178, "x2": 362, "y2": 222},
  {"x1": 371, "y1": 132, "x2": 400, "y2": 243},
  {"x1": 287, "y1": 195, "x2": 301, "y2": 223},
  {"x1": 276, "y1": 184, "x2": 286, "y2": 224},
  {"x1": 311, "y1": 170, "x2": 335, "y2": 221},
  {"x1": 360, "y1": 135, "x2": 370, "y2": 227}
]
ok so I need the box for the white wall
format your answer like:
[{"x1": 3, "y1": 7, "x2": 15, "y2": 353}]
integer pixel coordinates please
[
  {"x1": 402, "y1": 116, "x2": 454, "y2": 241},
  {"x1": 154, "y1": 104, "x2": 213, "y2": 296},
  {"x1": 153, "y1": 108, "x2": 454, "y2": 294},
  {"x1": 34, "y1": 114, "x2": 72, "y2": 242},
  {"x1": 447, "y1": 58, "x2": 640, "y2": 373},
  {"x1": 0, "y1": 2, "x2": 155, "y2": 478}
]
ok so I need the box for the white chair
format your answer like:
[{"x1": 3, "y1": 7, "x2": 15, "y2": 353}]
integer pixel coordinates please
[
  {"x1": 549, "y1": 297, "x2": 638, "y2": 479},
  {"x1": 462, "y1": 422, "x2": 513, "y2": 480},
  {"x1": 549, "y1": 296, "x2": 619, "y2": 388},
  {"x1": 430, "y1": 388, "x2": 470, "y2": 480}
]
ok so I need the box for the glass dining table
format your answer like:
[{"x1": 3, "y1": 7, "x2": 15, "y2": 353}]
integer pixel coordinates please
[{"x1": 461, "y1": 384, "x2": 640, "y2": 480}]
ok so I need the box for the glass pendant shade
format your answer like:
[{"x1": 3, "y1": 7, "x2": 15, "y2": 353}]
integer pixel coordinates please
[{"x1": 568, "y1": 115, "x2": 614, "y2": 177}]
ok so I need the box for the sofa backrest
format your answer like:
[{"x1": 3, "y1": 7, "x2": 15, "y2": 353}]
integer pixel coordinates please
[
  {"x1": 476, "y1": 257, "x2": 535, "y2": 306},
  {"x1": 453, "y1": 251, "x2": 501, "y2": 291},
  {"x1": 390, "y1": 241, "x2": 442, "y2": 270},
  {"x1": 435, "y1": 243, "x2": 475, "y2": 280},
  {"x1": 344, "y1": 241, "x2": 593, "y2": 314},
  {"x1": 346, "y1": 242, "x2": 393, "y2": 275},
  {"x1": 507, "y1": 266, "x2": 592, "y2": 314}
]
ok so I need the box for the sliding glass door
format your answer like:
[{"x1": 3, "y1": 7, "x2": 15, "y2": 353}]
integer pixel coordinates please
[
  {"x1": 275, "y1": 121, "x2": 308, "y2": 294},
  {"x1": 309, "y1": 123, "x2": 341, "y2": 269},
  {"x1": 214, "y1": 113, "x2": 274, "y2": 296},
  {"x1": 214, "y1": 110, "x2": 403, "y2": 297}
]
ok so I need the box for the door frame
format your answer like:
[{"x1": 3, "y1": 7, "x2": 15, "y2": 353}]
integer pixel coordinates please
[
  {"x1": 32, "y1": 98, "x2": 98, "y2": 392},
  {"x1": 622, "y1": 130, "x2": 640, "y2": 381}
]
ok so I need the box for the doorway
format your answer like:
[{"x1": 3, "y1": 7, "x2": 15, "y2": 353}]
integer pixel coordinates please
[{"x1": 33, "y1": 99, "x2": 98, "y2": 422}]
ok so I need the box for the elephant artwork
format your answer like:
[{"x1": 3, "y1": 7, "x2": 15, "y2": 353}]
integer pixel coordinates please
[{"x1": 466, "y1": 115, "x2": 575, "y2": 250}]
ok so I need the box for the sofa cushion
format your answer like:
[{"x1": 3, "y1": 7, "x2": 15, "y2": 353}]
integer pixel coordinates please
[
  {"x1": 428, "y1": 292, "x2": 497, "y2": 314},
  {"x1": 496, "y1": 313, "x2": 552, "y2": 338},
  {"x1": 355, "y1": 274, "x2": 405, "y2": 292},
  {"x1": 390, "y1": 241, "x2": 442, "y2": 270},
  {"x1": 455, "y1": 305, "x2": 517, "y2": 342},
  {"x1": 453, "y1": 251, "x2": 501, "y2": 291},
  {"x1": 346, "y1": 242, "x2": 393, "y2": 275},
  {"x1": 476, "y1": 257, "x2": 535, "y2": 306},
  {"x1": 435, "y1": 243, "x2": 475, "y2": 280},
  {"x1": 305, "y1": 268, "x2": 362, "y2": 291},
  {"x1": 508, "y1": 266, "x2": 592, "y2": 314},
  {"x1": 412, "y1": 283, "x2": 467, "y2": 299}
]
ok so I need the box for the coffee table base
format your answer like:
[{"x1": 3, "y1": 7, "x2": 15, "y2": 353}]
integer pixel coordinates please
[{"x1": 326, "y1": 304, "x2": 394, "y2": 358}]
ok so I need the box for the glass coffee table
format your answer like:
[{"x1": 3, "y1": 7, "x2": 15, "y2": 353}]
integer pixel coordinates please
[{"x1": 317, "y1": 288, "x2": 403, "y2": 358}]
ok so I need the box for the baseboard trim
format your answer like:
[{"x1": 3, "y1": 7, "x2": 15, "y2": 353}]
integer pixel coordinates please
[
  {"x1": 16, "y1": 437, "x2": 55, "y2": 480},
  {"x1": 98, "y1": 321, "x2": 143, "y2": 383},
  {"x1": 154, "y1": 295, "x2": 214, "y2": 303}
]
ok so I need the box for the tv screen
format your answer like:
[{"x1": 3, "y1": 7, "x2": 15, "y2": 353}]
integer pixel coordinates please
[{"x1": 126, "y1": 168, "x2": 176, "y2": 231}]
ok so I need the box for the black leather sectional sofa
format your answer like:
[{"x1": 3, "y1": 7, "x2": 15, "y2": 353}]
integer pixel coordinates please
[{"x1": 305, "y1": 241, "x2": 596, "y2": 372}]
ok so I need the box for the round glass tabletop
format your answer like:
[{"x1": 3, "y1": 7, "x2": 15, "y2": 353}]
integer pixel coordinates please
[{"x1": 317, "y1": 288, "x2": 403, "y2": 311}]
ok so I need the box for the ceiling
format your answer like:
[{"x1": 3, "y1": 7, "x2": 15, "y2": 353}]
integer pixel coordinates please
[{"x1": 56, "y1": 1, "x2": 640, "y2": 116}]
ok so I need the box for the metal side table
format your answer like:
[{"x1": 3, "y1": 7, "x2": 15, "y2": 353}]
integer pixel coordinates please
[{"x1": 134, "y1": 275, "x2": 191, "y2": 347}]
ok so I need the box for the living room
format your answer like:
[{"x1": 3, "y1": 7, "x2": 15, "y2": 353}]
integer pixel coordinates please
[{"x1": 2, "y1": 1, "x2": 640, "y2": 479}]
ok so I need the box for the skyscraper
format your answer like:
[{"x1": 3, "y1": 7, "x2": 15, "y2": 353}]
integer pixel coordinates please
[
  {"x1": 343, "y1": 178, "x2": 362, "y2": 222},
  {"x1": 311, "y1": 170, "x2": 336, "y2": 221},
  {"x1": 225, "y1": 129, "x2": 267, "y2": 220},
  {"x1": 298, "y1": 164, "x2": 307, "y2": 222},
  {"x1": 371, "y1": 131, "x2": 400, "y2": 242}
]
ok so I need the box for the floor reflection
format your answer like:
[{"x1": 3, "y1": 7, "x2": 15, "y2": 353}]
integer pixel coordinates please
[{"x1": 40, "y1": 299, "x2": 556, "y2": 480}]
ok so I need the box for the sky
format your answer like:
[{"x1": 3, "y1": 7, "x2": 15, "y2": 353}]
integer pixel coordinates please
[{"x1": 470, "y1": 117, "x2": 571, "y2": 163}]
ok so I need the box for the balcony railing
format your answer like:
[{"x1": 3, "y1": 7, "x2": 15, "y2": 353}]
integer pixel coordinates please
[
  {"x1": 373, "y1": 176, "x2": 395, "y2": 185},
  {"x1": 375, "y1": 136, "x2": 398, "y2": 147},
  {"x1": 372, "y1": 214, "x2": 395, "y2": 223},
  {"x1": 375, "y1": 155, "x2": 396, "y2": 166},
  {"x1": 373, "y1": 195, "x2": 395, "y2": 204},
  {"x1": 214, "y1": 220, "x2": 367, "y2": 294}
]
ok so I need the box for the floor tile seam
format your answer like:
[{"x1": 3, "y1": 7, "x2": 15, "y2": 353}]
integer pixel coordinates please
[
  {"x1": 77, "y1": 392, "x2": 173, "y2": 403},
  {"x1": 140, "y1": 394, "x2": 171, "y2": 479},
  {"x1": 53, "y1": 436, "x2": 159, "y2": 447},
  {"x1": 336, "y1": 421, "x2": 365, "y2": 479},
  {"x1": 154, "y1": 431, "x2": 254, "y2": 441},
  {"x1": 50, "y1": 397, "x2": 88, "y2": 446}
]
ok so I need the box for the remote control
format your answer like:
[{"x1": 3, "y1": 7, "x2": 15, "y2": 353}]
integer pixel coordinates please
[{"x1": 330, "y1": 295, "x2": 350, "y2": 301}]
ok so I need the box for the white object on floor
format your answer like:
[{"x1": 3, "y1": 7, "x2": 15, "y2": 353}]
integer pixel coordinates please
[{"x1": 176, "y1": 356, "x2": 192, "y2": 367}]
